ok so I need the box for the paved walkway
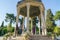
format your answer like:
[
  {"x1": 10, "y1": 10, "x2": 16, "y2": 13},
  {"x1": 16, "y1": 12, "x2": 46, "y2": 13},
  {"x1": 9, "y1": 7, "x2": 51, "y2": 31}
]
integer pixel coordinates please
[{"x1": 0, "y1": 37, "x2": 3, "y2": 40}]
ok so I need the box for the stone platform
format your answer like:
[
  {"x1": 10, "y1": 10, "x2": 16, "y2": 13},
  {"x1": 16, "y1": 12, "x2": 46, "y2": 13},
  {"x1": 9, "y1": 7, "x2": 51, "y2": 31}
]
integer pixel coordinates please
[{"x1": 7, "y1": 34, "x2": 54, "y2": 40}]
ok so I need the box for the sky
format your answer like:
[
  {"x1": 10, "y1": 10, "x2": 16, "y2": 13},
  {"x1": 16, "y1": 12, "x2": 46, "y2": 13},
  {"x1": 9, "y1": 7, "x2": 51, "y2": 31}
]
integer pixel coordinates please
[{"x1": 0, "y1": 0, "x2": 60, "y2": 26}]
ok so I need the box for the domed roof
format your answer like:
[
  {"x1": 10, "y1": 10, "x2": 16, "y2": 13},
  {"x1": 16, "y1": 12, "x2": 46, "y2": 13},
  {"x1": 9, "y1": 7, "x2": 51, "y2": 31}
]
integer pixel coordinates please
[
  {"x1": 17, "y1": 0, "x2": 44, "y2": 17},
  {"x1": 18, "y1": 0, "x2": 42, "y2": 4},
  {"x1": 22, "y1": 0, "x2": 42, "y2": 2}
]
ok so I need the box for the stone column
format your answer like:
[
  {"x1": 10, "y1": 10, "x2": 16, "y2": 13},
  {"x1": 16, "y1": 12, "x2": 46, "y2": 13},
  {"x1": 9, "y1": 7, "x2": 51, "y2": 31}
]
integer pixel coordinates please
[
  {"x1": 22, "y1": 17, "x2": 25, "y2": 34},
  {"x1": 38, "y1": 16, "x2": 41, "y2": 35},
  {"x1": 31, "y1": 18, "x2": 33, "y2": 35},
  {"x1": 43, "y1": 13, "x2": 47, "y2": 35},
  {"x1": 35, "y1": 24, "x2": 36, "y2": 35},
  {"x1": 15, "y1": 8, "x2": 20, "y2": 36},
  {"x1": 39, "y1": 5, "x2": 47, "y2": 35},
  {"x1": 26, "y1": 3, "x2": 30, "y2": 33},
  {"x1": 41, "y1": 11, "x2": 44, "y2": 35},
  {"x1": 40, "y1": 10, "x2": 47, "y2": 35}
]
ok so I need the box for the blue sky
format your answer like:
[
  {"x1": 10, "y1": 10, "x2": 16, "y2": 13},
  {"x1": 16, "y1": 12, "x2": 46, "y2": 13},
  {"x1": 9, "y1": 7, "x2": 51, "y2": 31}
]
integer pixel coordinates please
[{"x1": 0, "y1": 0, "x2": 60, "y2": 26}]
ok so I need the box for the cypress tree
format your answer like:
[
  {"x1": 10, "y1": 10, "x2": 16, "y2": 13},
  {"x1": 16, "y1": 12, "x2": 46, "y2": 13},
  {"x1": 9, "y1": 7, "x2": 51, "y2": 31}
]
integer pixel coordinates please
[{"x1": 46, "y1": 9, "x2": 56, "y2": 33}]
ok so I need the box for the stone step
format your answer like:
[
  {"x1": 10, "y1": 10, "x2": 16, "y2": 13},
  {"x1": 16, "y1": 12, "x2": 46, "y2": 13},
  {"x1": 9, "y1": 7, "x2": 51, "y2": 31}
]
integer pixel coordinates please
[
  {"x1": 7, "y1": 35, "x2": 53, "y2": 40},
  {"x1": 10, "y1": 36, "x2": 26, "y2": 40},
  {"x1": 29, "y1": 35, "x2": 53, "y2": 40}
]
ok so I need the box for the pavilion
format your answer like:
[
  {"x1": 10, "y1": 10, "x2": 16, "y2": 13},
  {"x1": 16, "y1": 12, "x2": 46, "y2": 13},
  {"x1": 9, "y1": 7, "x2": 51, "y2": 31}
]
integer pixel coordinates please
[{"x1": 15, "y1": 0, "x2": 47, "y2": 36}]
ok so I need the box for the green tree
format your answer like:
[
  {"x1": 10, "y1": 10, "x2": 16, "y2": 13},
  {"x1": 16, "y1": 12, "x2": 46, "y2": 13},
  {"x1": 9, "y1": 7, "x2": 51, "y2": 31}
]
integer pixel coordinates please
[
  {"x1": 0, "y1": 21, "x2": 4, "y2": 36},
  {"x1": 54, "y1": 11, "x2": 60, "y2": 26},
  {"x1": 53, "y1": 27, "x2": 60, "y2": 36},
  {"x1": 32, "y1": 17, "x2": 39, "y2": 34},
  {"x1": 5, "y1": 13, "x2": 22, "y2": 26},
  {"x1": 0, "y1": 27, "x2": 7, "y2": 36},
  {"x1": 0, "y1": 27, "x2": 3, "y2": 36},
  {"x1": 33, "y1": 17, "x2": 38, "y2": 25},
  {"x1": 36, "y1": 26, "x2": 39, "y2": 34},
  {"x1": 5, "y1": 13, "x2": 23, "y2": 34},
  {"x1": 46, "y1": 9, "x2": 56, "y2": 33},
  {"x1": 1, "y1": 21, "x2": 4, "y2": 27},
  {"x1": 5, "y1": 13, "x2": 16, "y2": 26},
  {"x1": 7, "y1": 24, "x2": 14, "y2": 32},
  {"x1": 2, "y1": 27, "x2": 7, "y2": 35},
  {"x1": 18, "y1": 18, "x2": 23, "y2": 34}
]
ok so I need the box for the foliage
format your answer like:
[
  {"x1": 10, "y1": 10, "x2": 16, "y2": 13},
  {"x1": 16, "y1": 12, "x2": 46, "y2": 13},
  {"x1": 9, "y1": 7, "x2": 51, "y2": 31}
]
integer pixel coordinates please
[
  {"x1": 0, "y1": 25, "x2": 14, "y2": 36},
  {"x1": 32, "y1": 17, "x2": 39, "y2": 34},
  {"x1": 7, "y1": 24, "x2": 14, "y2": 33},
  {"x1": 33, "y1": 17, "x2": 38, "y2": 25},
  {"x1": 1, "y1": 21, "x2": 4, "y2": 27},
  {"x1": 0, "y1": 13, "x2": 24, "y2": 36},
  {"x1": 47, "y1": 32, "x2": 52, "y2": 36},
  {"x1": 18, "y1": 17, "x2": 24, "y2": 34},
  {"x1": 5, "y1": 13, "x2": 23, "y2": 24},
  {"x1": 54, "y1": 11, "x2": 60, "y2": 20},
  {"x1": 36, "y1": 26, "x2": 39, "y2": 34},
  {"x1": 5, "y1": 13, "x2": 16, "y2": 25},
  {"x1": 0, "y1": 27, "x2": 7, "y2": 36},
  {"x1": 5, "y1": 13, "x2": 23, "y2": 34},
  {"x1": 46, "y1": 9, "x2": 56, "y2": 33},
  {"x1": 53, "y1": 27, "x2": 60, "y2": 36},
  {"x1": 19, "y1": 18, "x2": 23, "y2": 25},
  {"x1": 54, "y1": 11, "x2": 60, "y2": 26},
  {"x1": 2, "y1": 27, "x2": 7, "y2": 35}
]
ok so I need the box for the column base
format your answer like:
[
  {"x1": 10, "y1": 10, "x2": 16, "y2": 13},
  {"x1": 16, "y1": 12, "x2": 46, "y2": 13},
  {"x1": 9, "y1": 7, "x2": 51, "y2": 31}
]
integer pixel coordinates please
[{"x1": 42, "y1": 29, "x2": 47, "y2": 36}]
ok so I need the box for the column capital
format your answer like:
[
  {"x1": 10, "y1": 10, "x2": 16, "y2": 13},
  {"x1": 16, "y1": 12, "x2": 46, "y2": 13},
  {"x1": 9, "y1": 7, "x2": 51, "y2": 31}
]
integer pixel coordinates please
[
  {"x1": 26, "y1": 3, "x2": 30, "y2": 7},
  {"x1": 17, "y1": 7, "x2": 20, "y2": 15},
  {"x1": 39, "y1": 5, "x2": 45, "y2": 14}
]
